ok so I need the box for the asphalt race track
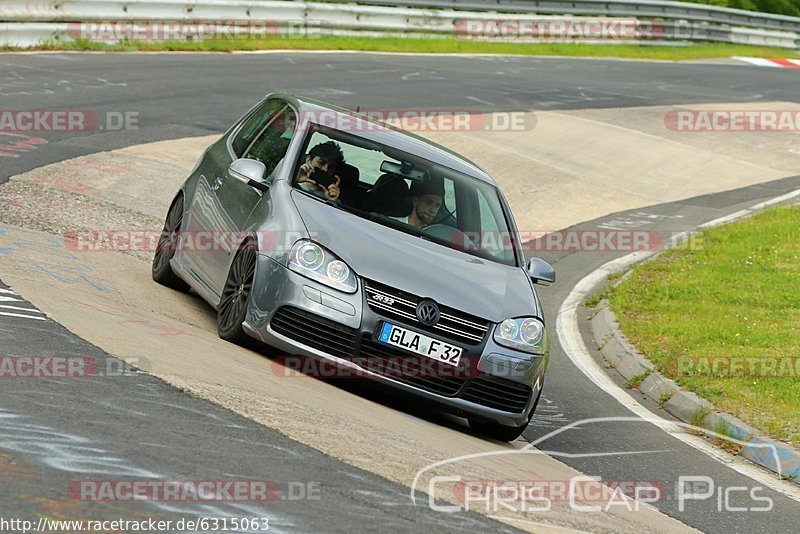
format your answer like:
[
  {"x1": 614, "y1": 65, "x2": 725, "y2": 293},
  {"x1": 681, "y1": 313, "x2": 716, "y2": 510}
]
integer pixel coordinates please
[
  {"x1": 3, "y1": 53, "x2": 800, "y2": 184},
  {"x1": 1, "y1": 52, "x2": 800, "y2": 533}
]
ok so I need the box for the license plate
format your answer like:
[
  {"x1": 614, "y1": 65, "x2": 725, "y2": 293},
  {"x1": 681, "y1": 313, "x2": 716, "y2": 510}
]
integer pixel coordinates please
[{"x1": 377, "y1": 322, "x2": 462, "y2": 367}]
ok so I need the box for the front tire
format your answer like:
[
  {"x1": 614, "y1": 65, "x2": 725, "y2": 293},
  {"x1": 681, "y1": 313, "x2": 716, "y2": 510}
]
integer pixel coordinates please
[
  {"x1": 217, "y1": 239, "x2": 257, "y2": 346},
  {"x1": 152, "y1": 194, "x2": 190, "y2": 292},
  {"x1": 469, "y1": 385, "x2": 542, "y2": 442}
]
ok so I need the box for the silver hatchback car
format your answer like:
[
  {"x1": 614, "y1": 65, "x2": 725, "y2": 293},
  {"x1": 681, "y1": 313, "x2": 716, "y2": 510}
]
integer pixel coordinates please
[{"x1": 152, "y1": 93, "x2": 555, "y2": 441}]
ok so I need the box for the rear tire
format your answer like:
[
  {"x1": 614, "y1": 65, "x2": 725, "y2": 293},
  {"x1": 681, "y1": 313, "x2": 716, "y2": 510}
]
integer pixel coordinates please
[
  {"x1": 152, "y1": 194, "x2": 190, "y2": 292},
  {"x1": 217, "y1": 239, "x2": 258, "y2": 347},
  {"x1": 469, "y1": 385, "x2": 542, "y2": 442}
]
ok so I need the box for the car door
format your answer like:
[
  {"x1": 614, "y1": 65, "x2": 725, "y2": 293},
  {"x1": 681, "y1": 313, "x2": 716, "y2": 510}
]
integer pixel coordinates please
[
  {"x1": 183, "y1": 98, "x2": 285, "y2": 294},
  {"x1": 205, "y1": 103, "x2": 298, "y2": 293}
]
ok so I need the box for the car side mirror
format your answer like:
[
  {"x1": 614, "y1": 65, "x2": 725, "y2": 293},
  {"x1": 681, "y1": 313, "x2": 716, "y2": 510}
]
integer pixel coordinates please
[
  {"x1": 527, "y1": 257, "x2": 555, "y2": 285},
  {"x1": 229, "y1": 158, "x2": 269, "y2": 192}
]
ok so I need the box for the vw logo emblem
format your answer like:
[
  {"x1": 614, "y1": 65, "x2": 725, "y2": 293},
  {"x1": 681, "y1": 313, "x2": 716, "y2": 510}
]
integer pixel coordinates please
[{"x1": 416, "y1": 299, "x2": 440, "y2": 326}]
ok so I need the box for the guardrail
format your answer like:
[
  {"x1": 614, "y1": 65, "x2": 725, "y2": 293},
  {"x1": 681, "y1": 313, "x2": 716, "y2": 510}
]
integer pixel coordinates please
[
  {"x1": 1, "y1": 0, "x2": 798, "y2": 49},
  {"x1": 336, "y1": 0, "x2": 800, "y2": 33}
]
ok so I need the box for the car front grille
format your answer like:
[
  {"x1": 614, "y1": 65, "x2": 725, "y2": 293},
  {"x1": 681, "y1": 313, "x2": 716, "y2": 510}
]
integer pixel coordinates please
[
  {"x1": 461, "y1": 374, "x2": 532, "y2": 413},
  {"x1": 358, "y1": 336, "x2": 466, "y2": 396},
  {"x1": 270, "y1": 306, "x2": 529, "y2": 413},
  {"x1": 363, "y1": 279, "x2": 490, "y2": 345},
  {"x1": 271, "y1": 306, "x2": 358, "y2": 357}
]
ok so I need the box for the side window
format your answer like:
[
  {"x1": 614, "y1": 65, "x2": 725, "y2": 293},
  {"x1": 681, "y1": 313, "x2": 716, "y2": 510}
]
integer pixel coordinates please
[
  {"x1": 231, "y1": 99, "x2": 284, "y2": 157},
  {"x1": 245, "y1": 107, "x2": 297, "y2": 179}
]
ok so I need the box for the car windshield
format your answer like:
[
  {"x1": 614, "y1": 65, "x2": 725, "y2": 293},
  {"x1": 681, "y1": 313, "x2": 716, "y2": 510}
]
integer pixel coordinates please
[{"x1": 291, "y1": 124, "x2": 517, "y2": 267}]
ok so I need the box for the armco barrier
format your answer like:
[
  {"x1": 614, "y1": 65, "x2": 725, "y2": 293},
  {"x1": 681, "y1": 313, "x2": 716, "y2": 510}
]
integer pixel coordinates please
[
  {"x1": 331, "y1": 0, "x2": 800, "y2": 33},
  {"x1": 1, "y1": 0, "x2": 798, "y2": 49}
]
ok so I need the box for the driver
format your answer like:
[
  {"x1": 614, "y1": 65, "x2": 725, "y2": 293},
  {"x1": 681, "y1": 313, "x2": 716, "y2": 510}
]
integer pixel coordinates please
[
  {"x1": 400, "y1": 176, "x2": 444, "y2": 228},
  {"x1": 296, "y1": 141, "x2": 343, "y2": 202}
]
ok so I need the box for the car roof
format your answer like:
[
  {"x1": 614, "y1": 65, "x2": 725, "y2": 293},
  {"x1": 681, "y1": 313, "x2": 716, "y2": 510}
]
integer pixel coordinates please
[{"x1": 267, "y1": 92, "x2": 496, "y2": 185}]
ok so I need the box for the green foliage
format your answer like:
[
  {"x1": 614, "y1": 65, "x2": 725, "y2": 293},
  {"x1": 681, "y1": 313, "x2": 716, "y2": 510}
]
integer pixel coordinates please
[
  {"x1": 690, "y1": 407, "x2": 710, "y2": 428},
  {"x1": 689, "y1": 0, "x2": 800, "y2": 17},
  {"x1": 625, "y1": 370, "x2": 651, "y2": 389},
  {"x1": 658, "y1": 391, "x2": 674, "y2": 407}
]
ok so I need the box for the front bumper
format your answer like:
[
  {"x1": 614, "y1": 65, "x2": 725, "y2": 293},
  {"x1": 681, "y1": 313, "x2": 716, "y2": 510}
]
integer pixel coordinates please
[{"x1": 245, "y1": 258, "x2": 547, "y2": 427}]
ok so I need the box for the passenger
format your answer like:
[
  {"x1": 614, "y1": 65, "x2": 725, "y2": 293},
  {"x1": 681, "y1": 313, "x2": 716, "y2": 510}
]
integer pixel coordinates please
[
  {"x1": 296, "y1": 141, "x2": 343, "y2": 202},
  {"x1": 398, "y1": 177, "x2": 444, "y2": 228}
]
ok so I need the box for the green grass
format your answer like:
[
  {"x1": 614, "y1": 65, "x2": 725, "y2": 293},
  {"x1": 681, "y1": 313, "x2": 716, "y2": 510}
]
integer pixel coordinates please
[
  {"x1": 657, "y1": 391, "x2": 674, "y2": 408},
  {"x1": 609, "y1": 205, "x2": 800, "y2": 446},
  {"x1": 690, "y1": 407, "x2": 710, "y2": 429},
  {"x1": 584, "y1": 292, "x2": 606, "y2": 308},
  {"x1": 713, "y1": 418, "x2": 736, "y2": 439},
  {"x1": 711, "y1": 418, "x2": 746, "y2": 454},
  {"x1": 625, "y1": 370, "x2": 651, "y2": 389},
  {"x1": 3, "y1": 36, "x2": 800, "y2": 61}
]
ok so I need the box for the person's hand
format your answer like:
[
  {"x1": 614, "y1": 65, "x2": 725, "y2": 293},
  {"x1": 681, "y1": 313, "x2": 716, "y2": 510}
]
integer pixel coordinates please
[
  {"x1": 298, "y1": 162, "x2": 314, "y2": 183},
  {"x1": 322, "y1": 176, "x2": 341, "y2": 201}
]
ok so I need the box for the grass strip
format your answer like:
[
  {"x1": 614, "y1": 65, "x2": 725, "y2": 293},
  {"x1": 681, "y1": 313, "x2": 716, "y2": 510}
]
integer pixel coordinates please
[
  {"x1": 4, "y1": 36, "x2": 800, "y2": 61},
  {"x1": 609, "y1": 205, "x2": 800, "y2": 446}
]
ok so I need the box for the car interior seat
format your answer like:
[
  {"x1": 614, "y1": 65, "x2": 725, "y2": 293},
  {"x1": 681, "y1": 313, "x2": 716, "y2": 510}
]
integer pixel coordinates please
[
  {"x1": 368, "y1": 173, "x2": 413, "y2": 217},
  {"x1": 337, "y1": 162, "x2": 363, "y2": 207}
]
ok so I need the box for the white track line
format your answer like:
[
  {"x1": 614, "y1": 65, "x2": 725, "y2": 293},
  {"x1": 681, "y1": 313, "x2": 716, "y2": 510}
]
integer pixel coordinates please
[
  {"x1": 0, "y1": 288, "x2": 16, "y2": 295},
  {"x1": 556, "y1": 190, "x2": 800, "y2": 504},
  {"x1": 750, "y1": 188, "x2": 800, "y2": 210},
  {"x1": 0, "y1": 312, "x2": 47, "y2": 321},
  {"x1": 0, "y1": 296, "x2": 23, "y2": 302},
  {"x1": 0, "y1": 304, "x2": 43, "y2": 314}
]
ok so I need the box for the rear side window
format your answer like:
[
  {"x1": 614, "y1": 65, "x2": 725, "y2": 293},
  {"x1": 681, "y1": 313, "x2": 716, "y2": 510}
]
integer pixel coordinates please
[{"x1": 231, "y1": 99, "x2": 284, "y2": 157}]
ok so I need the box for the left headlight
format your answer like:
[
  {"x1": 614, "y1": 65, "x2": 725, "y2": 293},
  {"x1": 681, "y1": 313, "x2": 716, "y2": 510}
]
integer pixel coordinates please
[
  {"x1": 494, "y1": 317, "x2": 547, "y2": 355},
  {"x1": 288, "y1": 240, "x2": 358, "y2": 294}
]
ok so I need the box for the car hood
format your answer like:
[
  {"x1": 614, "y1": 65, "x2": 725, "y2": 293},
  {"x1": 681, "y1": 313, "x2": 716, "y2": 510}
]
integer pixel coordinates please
[{"x1": 291, "y1": 191, "x2": 540, "y2": 322}]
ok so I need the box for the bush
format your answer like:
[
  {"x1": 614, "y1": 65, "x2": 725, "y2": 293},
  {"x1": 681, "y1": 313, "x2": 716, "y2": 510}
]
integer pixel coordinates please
[{"x1": 690, "y1": 0, "x2": 800, "y2": 17}]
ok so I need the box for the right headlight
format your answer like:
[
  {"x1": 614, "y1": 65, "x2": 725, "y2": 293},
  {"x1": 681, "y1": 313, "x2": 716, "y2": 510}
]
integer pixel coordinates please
[
  {"x1": 288, "y1": 240, "x2": 358, "y2": 294},
  {"x1": 494, "y1": 317, "x2": 547, "y2": 355}
]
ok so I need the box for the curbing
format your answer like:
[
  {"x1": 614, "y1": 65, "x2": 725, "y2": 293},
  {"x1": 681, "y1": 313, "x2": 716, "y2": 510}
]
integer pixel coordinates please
[{"x1": 588, "y1": 299, "x2": 800, "y2": 486}]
